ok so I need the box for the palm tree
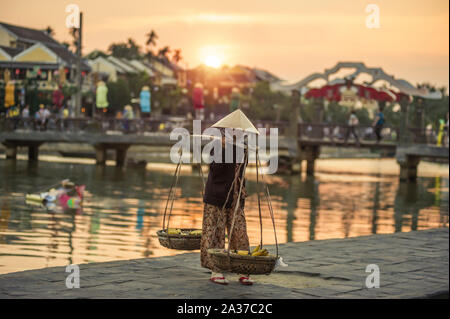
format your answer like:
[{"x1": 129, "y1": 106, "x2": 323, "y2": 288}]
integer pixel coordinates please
[
  {"x1": 172, "y1": 49, "x2": 182, "y2": 64},
  {"x1": 158, "y1": 46, "x2": 171, "y2": 58},
  {"x1": 146, "y1": 30, "x2": 158, "y2": 48},
  {"x1": 44, "y1": 26, "x2": 55, "y2": 37},
  {"x1": 127, "y1": 38, "x2": 141, "y2": 59},
  {"x1": 145, "y1": 30, "x2": 158, "y2": 61},
  {"x1": 68, "y1": 27, "x2": 79, "y2": 52}
]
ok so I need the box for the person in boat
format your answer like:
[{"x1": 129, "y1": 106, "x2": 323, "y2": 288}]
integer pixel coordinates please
[
  {"x1": 201, "y1": 127, "x2": 252, "y2": 286},
  {"x1": 55, "y1": 180, "x2": 85, "y2": 209},
  {"x1": 29, "y1": 180, "x2": 85, "y2": 209}
]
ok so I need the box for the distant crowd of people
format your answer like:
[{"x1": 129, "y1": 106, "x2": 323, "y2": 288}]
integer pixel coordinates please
[{"x1": 4, "y1": 103, "x2": 70, "y2": 131}]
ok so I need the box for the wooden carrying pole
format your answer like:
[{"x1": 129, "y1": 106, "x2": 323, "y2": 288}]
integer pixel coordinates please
[{"x1": 226, "y1": 145, "x2": 279, "y2": 260}]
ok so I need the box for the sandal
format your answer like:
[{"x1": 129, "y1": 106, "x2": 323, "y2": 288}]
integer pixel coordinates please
[
  {"x1": 210, "y1": 276, "x2": 229, "y2": 285},
  {"x1": 239, "y1": 276, "x2": 253, "y2": 286}
]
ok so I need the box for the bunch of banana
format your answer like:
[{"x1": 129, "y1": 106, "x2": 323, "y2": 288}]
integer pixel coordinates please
[
  {"x1": 251, "y1": 245, "x2": 269, "y2": 256},
  {"x1": 189, "y1": 230, "x2": 202, "y2": 236},
  {"x1": 167, "y1": 228, "x2": 182, "y2": 235},
  {"x1": 236, "y1": 250, "x2": 250, "y2": 256}
]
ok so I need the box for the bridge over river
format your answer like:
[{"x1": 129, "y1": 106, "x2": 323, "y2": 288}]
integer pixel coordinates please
[{"x1": 0, "y1": 117, "x2": 448, "y2": 181}]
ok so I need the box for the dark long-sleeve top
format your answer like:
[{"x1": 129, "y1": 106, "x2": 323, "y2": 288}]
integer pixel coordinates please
[{"x1": 203, "y1": 143, "x2": 246, "y2": 209}]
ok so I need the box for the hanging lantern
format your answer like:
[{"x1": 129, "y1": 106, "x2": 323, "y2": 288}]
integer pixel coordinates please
[
  {"x1": 15, "y1": 69, "x2": 20, "y2": 75},
  {"x1": 3, "y1": 69, "x2": 11, "y2": 83},
  {"x1": 4, "y1": 81, "x2": 15, "y2": 107},
  {"x1": 59, "y1": 66, "x2": 66, "y2": 85},
  {"x1": 96, "y1": 81, "x2": 109, "y2": 109}
]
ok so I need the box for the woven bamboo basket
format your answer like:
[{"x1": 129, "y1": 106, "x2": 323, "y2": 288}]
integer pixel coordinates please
[
  {"x1": 157, "y1": 228, "x2": 202, "y2": 250},
  {"x1": 208, "y1": 248, "x2": 277, "y2": 275}
]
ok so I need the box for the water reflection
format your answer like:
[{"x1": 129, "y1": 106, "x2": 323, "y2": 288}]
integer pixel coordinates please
[{"x1": 0, "y1": 159, "x2": 448, "y2": 274}]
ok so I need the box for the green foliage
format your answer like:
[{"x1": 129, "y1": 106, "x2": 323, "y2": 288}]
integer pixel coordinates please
[
  {"x1": 84, "y1": 50, "x2": 108, "y2": 60},
  {"x1": 354, "y1": 108, "x2": 372, "y2": 125},
  {"x1": 62, "y1": 84, "x2": 77, "y2": 97},
  {"x1": 247, "y1": 82, "x2": 290, "y2": 121},
  {"x1": 414, "y1": 83, "x2": 449, "y2": 128},
  {"x1": 421, "y1": 96, "x2": 449, "y2": 129},
  {"x1": 326, "y1": 101, "x2": 348, "y2": 123},
  {"x1": 107, "y1": 79, "x2": 131, "y2": 113},
  {"x1": 383, "y1": 104, "x2": 402, "y2": 127},
  {"x1": 127, "y1": 72, "x2": 152, "y2": 97},
  {"x1": 153, "y1": 86, "x2": 183, "y2": 115},
  {"x1": 108, "y1": 38, "x2": 141, "y2": 60}
]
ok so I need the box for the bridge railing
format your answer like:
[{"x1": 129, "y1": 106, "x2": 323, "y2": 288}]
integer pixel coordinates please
[
  {"x1": 0, "y1": 116, "x2": 189, "y2": 134},
  {"x1": 297, "y1": 123, "x2": 401, "y2": 143},
  {"x1": 0, "y1": 116, "x2": 437, "y2": 145}
]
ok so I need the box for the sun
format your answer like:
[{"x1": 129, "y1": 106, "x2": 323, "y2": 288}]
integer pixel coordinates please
[{"x1": 204, "y1": 55, "x2": 222, "y2": 68}]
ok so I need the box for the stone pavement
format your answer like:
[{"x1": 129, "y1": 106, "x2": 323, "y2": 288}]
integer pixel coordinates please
[{"x1": 0, "y1": 228, "x2": 448, "y2": 299}]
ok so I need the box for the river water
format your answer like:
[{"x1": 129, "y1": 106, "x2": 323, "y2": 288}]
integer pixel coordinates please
[{"x1": 0, "y1": 157, "x2": 448, "y2": 274}]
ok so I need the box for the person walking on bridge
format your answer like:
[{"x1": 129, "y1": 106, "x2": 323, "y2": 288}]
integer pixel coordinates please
[
  {"x1": 372, "y1": 105, "x2": 385, "y2": 143},
  {"x1": 344, "y1": 109, "x2": 359, "y2": 146}
]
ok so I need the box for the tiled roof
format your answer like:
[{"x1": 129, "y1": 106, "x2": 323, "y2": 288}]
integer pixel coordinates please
[
  {"x1": 46, "y1": 45, "x2": 90, "y2": 71},
  {"x1": 0, "y1": 21, "x2": 60, "y2": 46},
  {"x1": 0, "y1": 21, "x2": 90, "y2": 71},
  {"x1": 107, "y1": 56, "x2": 138, "y2": 73},
  {"x1": 103, "y1": 57, "x2": 128, "y2": 74},
  {"x1": 0, "y1": 45, "x2": 23, "y2": 57}
]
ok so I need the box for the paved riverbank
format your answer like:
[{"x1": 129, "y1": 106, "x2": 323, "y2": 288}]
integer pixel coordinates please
[{"x1": 0, "y1": 228, "x2": 448, "y2": 299}]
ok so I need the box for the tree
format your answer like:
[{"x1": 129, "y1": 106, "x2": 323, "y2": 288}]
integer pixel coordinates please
[
  {"x1": 247, "y1": 81, "x2": 289, "y2": 121},
  {"x1": 144, "y1": 30, "x2": 158, "y2": 60},
  {"x1": 61, "y1": 41, "x2": 71, "y2": 51},
  {"x1": 65, "y1": 27, "x2": 79, "y2": 53},
  {"x1": 172, "y1": 49, "x2": 182, "y2": 64},
  {"x1": 146, "y1": 30, "x2": 158, "y2": 48},
  {"x1": 107, "y1": 79, "x2": 131, "y2": 113},
  {"x1": 84, "y1": 50, "x2": 108, "y2": 60},
  {"x1": 108, "y1": 38, "x2": 141, "y2": 60},
  {"x1": 127, "y1": 38, "x2": 141, "y2": 59},
  {"x1": 158, "y1": 46, "x2": 171, "y2": 60},
  {"x1": 108, "y1": 42, "x2": 129, "y2": 58},
  {"x1": 44, "y1": 26, "x2": 55, "y2": 37},
  {"x1": 128, "y1": 72, "x2": 152, "y2": 97},
  {"x1": 415, "y1": 82, "x2": 449, "y2": 129}
]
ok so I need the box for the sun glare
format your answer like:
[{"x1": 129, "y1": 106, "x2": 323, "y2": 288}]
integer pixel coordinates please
[{"x1": 204, "y1": 55, "x2": 222, "y2": 68}]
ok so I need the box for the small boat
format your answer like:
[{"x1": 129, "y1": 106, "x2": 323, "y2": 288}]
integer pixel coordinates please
[{"x1": 26, "y1": 180, "x2": 85, "y2": 209}]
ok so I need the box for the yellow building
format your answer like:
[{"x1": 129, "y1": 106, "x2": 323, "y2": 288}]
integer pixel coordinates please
[{"x1": 0, "y1": 21, "x2": 90, "y2": 82}]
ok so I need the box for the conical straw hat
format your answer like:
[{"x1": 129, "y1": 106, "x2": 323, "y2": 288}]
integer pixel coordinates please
[{"x1": 211, "y1": 109, "x2": 259, "y2": 135}]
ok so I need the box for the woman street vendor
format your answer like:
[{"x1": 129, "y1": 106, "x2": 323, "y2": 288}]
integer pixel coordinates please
[{"x1": 201, "y1": 111, "x2": 259, "y2": 286}]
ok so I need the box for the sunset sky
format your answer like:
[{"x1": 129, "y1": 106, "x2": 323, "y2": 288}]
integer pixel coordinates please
[{"x1": 1, "y1": 0, "x2": 448, "y2": 87}]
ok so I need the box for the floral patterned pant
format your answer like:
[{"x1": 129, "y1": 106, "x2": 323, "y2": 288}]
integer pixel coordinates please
[{"x1": 200, "y1": 202, "x2": 250, "y2": 272}]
